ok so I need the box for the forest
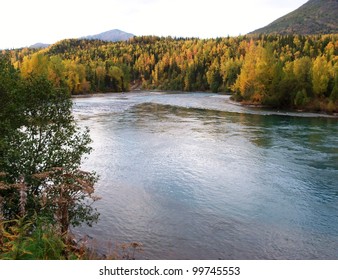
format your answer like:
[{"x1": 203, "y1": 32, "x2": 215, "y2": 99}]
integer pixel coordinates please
[
  {"x1": 1, "y1": 34, "x2": 337, "y2": 258},
  {"x1": 2, "y1": 34, "x2": 338, "y2": 113}
]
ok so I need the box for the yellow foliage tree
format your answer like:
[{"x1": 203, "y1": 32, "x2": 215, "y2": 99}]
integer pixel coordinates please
[
  {"x1": 21, "y1": 53, "x2": 49, "y2": 78},
  {"x1": 312, "y1": 56, "x2": 331, "y2": 97}
]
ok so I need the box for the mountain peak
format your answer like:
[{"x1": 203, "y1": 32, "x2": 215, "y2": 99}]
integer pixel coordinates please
[
  {"x1": 82, "y1": 29, "x2": 135, "y2": 42},
  {"x1": 29, "y1": 42, "x2": 50, "y2": 49},
  {"x1": 250, "y1": 0, "x2": 338, "y2": 35}
]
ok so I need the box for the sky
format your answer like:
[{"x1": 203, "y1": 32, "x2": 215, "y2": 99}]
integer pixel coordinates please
[{"x1": 1, "y1": 0, "x2": 309, "y2": 49}]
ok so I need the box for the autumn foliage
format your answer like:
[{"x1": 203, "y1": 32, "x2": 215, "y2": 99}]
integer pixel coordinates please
[{"x1": 3, "y1": 34, "x2": 337, "y2": 112}]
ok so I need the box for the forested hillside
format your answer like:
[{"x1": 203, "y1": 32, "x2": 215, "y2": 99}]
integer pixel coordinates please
[
  {"x1": 2, "y1": 34, "x2": 338, "y2": 113},
  {"x1": 251, "y1": 0, "x2": 338, "y2": 35}
]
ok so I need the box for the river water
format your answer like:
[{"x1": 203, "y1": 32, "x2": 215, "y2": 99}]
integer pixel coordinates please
[{"x1": 72, "y1": 92, "x2": 338, "y2": 259}]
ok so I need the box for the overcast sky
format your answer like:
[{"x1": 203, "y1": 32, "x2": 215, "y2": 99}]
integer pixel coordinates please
[{"x1": 1, "y1": 0, "x2": 308, "y2": 49}]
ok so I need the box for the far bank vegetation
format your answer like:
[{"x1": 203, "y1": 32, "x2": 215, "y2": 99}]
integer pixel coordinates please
[{"x1": 3, "y1": 34, "x2": 338, "y2": 113}]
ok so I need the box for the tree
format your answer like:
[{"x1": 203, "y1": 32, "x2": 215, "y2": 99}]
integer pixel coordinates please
[
  {"x1": 330, "y1": 64, "x2": 338, "y2": 103},
  {"x1": 64, "y1": 60, "x2": 89, "y2": 94},
  {"x1": 293, "y1": 56, "x2": 313, "y2": 96},
  {"x1": 220, "y1": 58, "x2": 241, "y2": 91},
  {"x1": 0, "y1": 55, "x2": 23, "y2": 172},
  {"x1": 107, "y1": 66, "x2": 125, "y2": 91},
  {"x1": 184, "y1": 64, "x2": 195, "y2": 91},
  {"x1": 233, "y1": 41, "x2": 257, "y2": 100},
  {"x1": 312, "y1": 56, "x2": 330, "y2": 97},
  {"x1": 0, "y1": 71, "x2": 99, "y2": 232},
  {"x1": 21, "y1": 53, "x2": 49, "y2": 78},
  {"x1": 95, "y1": 64, "x2": 106, "y2": 91},
  {"x1": 48, "y1": 56, "x2": 66, "y2": 88},
  {"x1": 233, "y1": 42, "x2": 278, "y2": 103},
  {"x1": 206, "y1": 58, "x2": 222, "y2": 93}
]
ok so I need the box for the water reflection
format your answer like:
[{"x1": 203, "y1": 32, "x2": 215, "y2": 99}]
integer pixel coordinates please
[{"x1": 73, "y1": 92, "x2": 338, "y2": 259}]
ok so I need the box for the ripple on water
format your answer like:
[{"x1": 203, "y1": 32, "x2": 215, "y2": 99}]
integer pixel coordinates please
[{"x1": 74, "y1": 92, "x2": 338, "y2": 259}]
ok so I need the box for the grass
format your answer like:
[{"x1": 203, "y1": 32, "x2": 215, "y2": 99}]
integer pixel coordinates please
[{"x1": 0, "y1": 215, "x2": 143, "y2": 260}]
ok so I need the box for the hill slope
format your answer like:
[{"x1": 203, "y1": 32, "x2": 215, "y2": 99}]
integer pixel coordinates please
[
  {"x1": 82, "y1": 29, "x2": 135, "y2": 42},
  {"x1": 250, "y1": 0, "x2": 338, "y2": 35}
]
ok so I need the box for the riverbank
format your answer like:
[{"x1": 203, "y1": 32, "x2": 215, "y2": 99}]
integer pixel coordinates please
[
  {"x1": 234, "y1": 99, "x2": 338, "y2": 118},
  {"x1": 72, "y1": 90, "x2": 338, "y2": 118}
]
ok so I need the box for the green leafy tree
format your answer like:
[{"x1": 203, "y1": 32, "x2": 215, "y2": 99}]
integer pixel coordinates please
[
  {"x1": 107, "y1": 66, "x2": 125, "y2": 91},
  {"x1": 0, "y1": 59, "x2": 99, "y2": 232},
  {"x1": 220, "y1": 58, "x2": 241, "y2": 91},
  {"x1": 95, "y1": 64, "x2": 106, "y2": 91},
  {"x1": 206, "y1": 58, "x2": 222, "y2": 93},
  {"x1": 0, "y1": 55, "x2": 24, "y2": 172},
  {"x1": 293, "y1": 56, "x2": 313, "y2": 97}
]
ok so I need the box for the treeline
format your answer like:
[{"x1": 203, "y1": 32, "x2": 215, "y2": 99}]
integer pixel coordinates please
[{"x1": 3, "y1": 34, "x2": 338, "y2": 112}]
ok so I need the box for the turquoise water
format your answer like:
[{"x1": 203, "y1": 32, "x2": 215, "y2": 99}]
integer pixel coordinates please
[{"x1": 73, "y1": 92, "x2": 338, "y2": 259}]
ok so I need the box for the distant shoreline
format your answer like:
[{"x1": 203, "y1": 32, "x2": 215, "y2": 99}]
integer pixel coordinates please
[{"x1": 71, "y1": 91, "x2": 338, "y2": 119}]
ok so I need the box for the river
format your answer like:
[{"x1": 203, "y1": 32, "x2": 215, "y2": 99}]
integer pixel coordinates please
[{"x1": 72, "y1": 92, "x2": 338, "y2": 259}]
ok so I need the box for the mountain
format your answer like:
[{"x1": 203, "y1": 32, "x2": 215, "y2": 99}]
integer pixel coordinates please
[
  {"x1": 81, "y1": 29, "x2": 135, "y2": 42},
  {"x1": 250, "y1": 0, "x2": 338, "y2": 35},
  {"x1": 29, "y1": 43, "x2": 50, "y2": 49},
  {"x1": 28, "y1": 29, "x2": 134, "y2": 49}
]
